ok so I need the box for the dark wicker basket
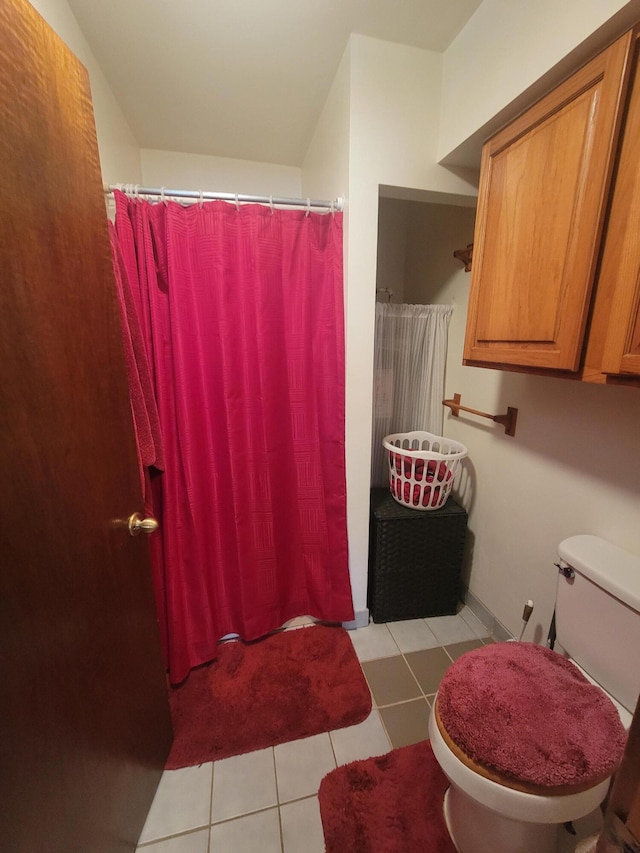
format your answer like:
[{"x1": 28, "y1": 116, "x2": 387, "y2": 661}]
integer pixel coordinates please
[{"x1": 368, "y1": 488, "x2": 468, "y2": 623}]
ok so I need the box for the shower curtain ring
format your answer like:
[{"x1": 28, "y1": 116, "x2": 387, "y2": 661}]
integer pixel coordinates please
[
  {"x1": 199, "y1": 189, "x2": 204, "y2": 209},
  {"x1": 235, "y1": 193, "x2": 240, "y2": 211},
  {"x1": 305, "y1": 198, "x2": 311, "y2": 217}
]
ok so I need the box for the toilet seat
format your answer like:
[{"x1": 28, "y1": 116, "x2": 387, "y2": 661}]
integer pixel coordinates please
[
  {"x1": 435, "y1": 642, "x2": 626, "y2": 792},
  {"x1": 428, "y1": 702, "x2": 612, "y2": 826},
  {"x1": 433, "y1": 702, "x2": 600, "y2": 796}
]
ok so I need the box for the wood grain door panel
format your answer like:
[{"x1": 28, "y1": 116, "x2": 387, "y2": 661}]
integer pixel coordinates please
[
  {"x1": 476, "y1": 90, "x2": 602, "y2": 344},
  {"x1": 0, "y1": 1, "x2": 172, "y2": 850},
  {"x1": 464, "y1": 32, "x2": 633, "y2": 371},
  {"x1": 598, "y1": 31, "x2": 640, "y2": 378}
]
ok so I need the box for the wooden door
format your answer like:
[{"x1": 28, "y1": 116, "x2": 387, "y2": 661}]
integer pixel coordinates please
[
  {"x1": 463, "y1": 33, "x2": 632, "y2": 372},
  {"x1": 0, "y1": 2, "x2": 172, "y2": 851},
  {"x1": 596, "y1": 697, "x2": 640, "y2": 850},
  {"x1": 594, "y1": 29, "x2": 640, "y2": 381}
]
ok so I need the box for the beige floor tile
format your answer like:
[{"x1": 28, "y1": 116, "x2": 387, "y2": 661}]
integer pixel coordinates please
[
  {"x1": 459, "y1": 605, "x2": 493, "y2": 639},
  {"x1": 361, "y1": 655, "x2": 422, "y2": 707},
  {"x1": 138, "y1": 764, "x2": 212, "y2": 844},
  {"x1": 458, "y1": 604, "x2": 493, "y2": 640},
  {"x1": 386, "y1": 619, "x2": 441, "y2": 653},
  {"x1": 444, "y1": 638, "x2": 484, "y2": 661},
  {"x1": 280, "y1": 797, "x2": 326, "y2": 853},
  {"x1": 425, "y1": 614, "x2": 479, "y2": 645},
  {"x1": 209, "y1": 808, "x2": 282, "y2": 853},
  {"x1": 348, "y1": 621, "x2": 400, "y2": 661},
  {"x1": 274, "y1": 733, "x2": 336, "y2": 803},
  {"x1": 330, "y1": 709, "x2": 391, "y2": 766},
  {"x1": 404, "y1": 647, "x2": 454, "y2": 695},
  {"x1": 211, "y1": 748, "x2": 277, "y2": 823},
  {"x1": 379, "y1": 698, "x2": 431, "y2": 749},
  {"x1": 136, "y1": 829, "x2": 210, "y2": 853}
]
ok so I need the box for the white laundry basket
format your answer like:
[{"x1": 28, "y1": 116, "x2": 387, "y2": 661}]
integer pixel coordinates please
[{"x1": 382, "y1": 431, "x2": 467, "y2": 511}]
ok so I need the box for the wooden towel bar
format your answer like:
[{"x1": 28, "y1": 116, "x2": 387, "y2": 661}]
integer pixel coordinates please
[{"x1": 442, "y1": 393, "x2": 518, "y2": 437}]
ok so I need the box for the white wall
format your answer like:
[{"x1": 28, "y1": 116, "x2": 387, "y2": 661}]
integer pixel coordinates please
[
  {"x1": 439, "y1": 279, "x2": 640, "y2": 642},
  {"x1": 424, "y1": 0, "x2": 640, "y2": 642},
  {"x1": 308, "y1": 22, "x2": 640, "y2": 642},
  {"x1": 375, "y1": 199, "x2": 477, "y2": 306},
  {"x1": 439, "y1": 0, "x2": 640, "y2": 165},
  {"x1": 141, "y1": 149, "x2": 302, "y2": 198},
  {"x1": 302, "y1": 46, "x2": 351, "y2": 205},
  {"x1": 303, "y1": 35, "x2": 479, "y2": 622},
  {"x1": 375, "y1": 200, "x2": 409, "y2": 304},
  {"x1": 402, "y1": 202, "x2": 476, "y2": 306},
  {"x1": 346, "y1": 37, "x2": 478, "y2": 622},
  {"x1": 378, "y1": 195, "x2": 640, "y2": 644},
  {"x1": 29, "y1": 0, "x2": 141, "y2": 184}
]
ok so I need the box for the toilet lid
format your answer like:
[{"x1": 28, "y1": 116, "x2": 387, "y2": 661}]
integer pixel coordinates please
[{"x1": 437, "y1": 642, "x2": 627, "y2": 790}]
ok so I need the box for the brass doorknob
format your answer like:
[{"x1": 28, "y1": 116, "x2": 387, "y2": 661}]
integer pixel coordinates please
[{"x1": 128, "y1": 512, "x2": 159, "y2": 536}]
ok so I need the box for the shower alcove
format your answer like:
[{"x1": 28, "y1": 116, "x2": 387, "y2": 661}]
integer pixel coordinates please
[
  {"x1": 368, "y1": 186, "x2": 477, "y2": 622},
  {"x1": 375, "y1": 187, "x2": 477, "y2": 310}
]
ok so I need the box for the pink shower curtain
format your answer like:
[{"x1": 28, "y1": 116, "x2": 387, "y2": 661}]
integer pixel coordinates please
[{"x1": 113, "y1": 191, "x2": 353, "y2": 683}]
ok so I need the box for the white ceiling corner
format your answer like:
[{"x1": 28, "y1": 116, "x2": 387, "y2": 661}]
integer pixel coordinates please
[{"x1": 66, "y1": 0, "x2": 483, "y2": 166}]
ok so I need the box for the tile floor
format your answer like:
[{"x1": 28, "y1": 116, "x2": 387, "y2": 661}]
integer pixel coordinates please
[{"x1": 135, "y1": 607, "x2": 600, "y2": 852}]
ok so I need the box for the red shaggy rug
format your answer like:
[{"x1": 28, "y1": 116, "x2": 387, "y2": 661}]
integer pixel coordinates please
[
  {"x1": 166, "y1": 624, "x2": 372, "y2": 768},
  {"x1": 319, "y1": 741, "x2": 456, "y2": 853}
]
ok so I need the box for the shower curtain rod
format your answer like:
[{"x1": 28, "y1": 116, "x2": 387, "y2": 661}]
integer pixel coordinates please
[{"x1": 105, "y1": 184, "x2": 344, "y2": 212}]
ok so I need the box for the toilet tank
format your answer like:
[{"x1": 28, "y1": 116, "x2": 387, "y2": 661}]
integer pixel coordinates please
[{"x1": 555, "y1": 535, "x2": 640, "y2": 714}]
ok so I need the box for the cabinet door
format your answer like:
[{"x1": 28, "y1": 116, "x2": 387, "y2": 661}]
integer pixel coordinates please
[
  {"x1": 598, "y1": 31, "x2": 640, "y2": 379},
  {"x1": 464, "y1": 33, "x2": 632, "y2": 372}
]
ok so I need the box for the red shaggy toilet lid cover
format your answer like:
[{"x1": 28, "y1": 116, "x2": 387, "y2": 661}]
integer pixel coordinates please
[{"x1": 437, "y1": 642, "x2": 627, "y2": 788}]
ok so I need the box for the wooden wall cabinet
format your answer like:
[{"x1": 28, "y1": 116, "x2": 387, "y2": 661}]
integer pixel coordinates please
[
  {"x1": 464, "y1": 27, "x2": 640, "y2": 388},
  {"x1": 585, "y1": 29, "x2": 640, "y2": 384}
]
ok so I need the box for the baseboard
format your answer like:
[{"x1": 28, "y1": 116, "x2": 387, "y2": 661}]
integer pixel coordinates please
[
  {"x1": 342, "y1": 609, "x2": 369, "y2": 630},
  {"x1": 343, "y1": 595, "x2": 510, "y2": 641},
  {"x1": 463, "y1": 588, "x2": 512, "y2": 642}
]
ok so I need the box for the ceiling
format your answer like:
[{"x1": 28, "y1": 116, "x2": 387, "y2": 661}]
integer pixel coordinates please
[{"x1": 67, "y1": 0, "x2": 483, "y2": 166}]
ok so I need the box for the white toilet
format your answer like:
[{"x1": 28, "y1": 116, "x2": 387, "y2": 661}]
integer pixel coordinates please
[{"x1": 429, "y1": 535, "x2": 640, "y2": 853}]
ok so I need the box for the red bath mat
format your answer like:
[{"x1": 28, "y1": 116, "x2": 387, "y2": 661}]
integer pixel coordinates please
[
  {"x1": 319, "y1": 740, "x2": 456, "y2": 853},
  {"x1": 166, "y1": 624, "x2": 372, "y2": 768}
]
